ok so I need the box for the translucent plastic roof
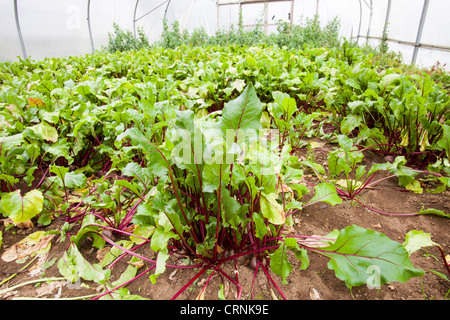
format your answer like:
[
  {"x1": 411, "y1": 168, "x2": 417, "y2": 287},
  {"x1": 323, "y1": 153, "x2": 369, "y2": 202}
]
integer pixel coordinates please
[{"x1": 1, "y1": 0, "x2": 449, "y2": 69}]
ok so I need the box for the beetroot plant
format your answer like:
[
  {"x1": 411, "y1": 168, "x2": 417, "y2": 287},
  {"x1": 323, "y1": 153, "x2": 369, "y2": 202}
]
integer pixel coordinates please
[
  {"x1": 1, "y1": 45, "x2": 443, "y2": 300},
  {"x1": 99, "y1": 84, "x2": 426, "y2": 298}
]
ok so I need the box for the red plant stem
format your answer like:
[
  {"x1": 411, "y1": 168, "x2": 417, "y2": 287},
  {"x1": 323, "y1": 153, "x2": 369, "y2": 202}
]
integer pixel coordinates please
[
  {"x1": 352, "y1": 172, "x2": 378, "y2": 198},
  {"x1": 90, "y1": 126, "x2": 102, "y2": 146},
  {"x1": 91, "y1": 223, "x2": 151, "y2": 243},
  {"x1": 194, "y1": 158, "x2": 208, "y2": 226},
  {"x1": 86, "y1": 150, "x2": 103, "y2": 167},
  {"x1": 102, "y1": 157, "x2": 112, "y2": 172},
  {"x1": 354, "y1": 198, "x2": 419, "y2": 216},
  {"x1": 264, "y1": 234, "x2": 337, "y2": 243},
  {"x1": 219, "y1": 245, "x2": 279, "y2": 264},
  {"x1": 81, "y1": 147, "x2": 98, "y2": 167},
  {"x1": 98, "y1": 232, "x2": 157, "y2": 264},
  {"x1": 436, "y1": 245, "x2": 450, "y2": 276},
  {"x1": 197, "y1": 267, "x2": 219, "y2": 299},
  {"x1": 118, "y1": 198, "x2": 143, "y2": 230},
  {"x1": 171, "y1": 266, "x2": 209, "y2": 300},
  {"x1": 168, "y1": 170, "x2": 201, "y2": 248},
  {"x1": 108, "y1": 241, "x2": 148, "y2": 269},
  {"x1": 98, "y1": 231, "x2": 203, "y2": 269},
  {"x1": 211, "y1": 262, "x2": 243, "y2": 300},
  {"x1": 34, "y1": 166, "x2": 50, "y2": 189},
  {"x1": 260, "y1": 262, "x2": 287, "y2": 300},
  {"x1": 364, "y1": 174, "x2": 398, "y2": 188},
  {"x1": 237, "y1": 228, "x2": 252, "y2": 252},
  {"x1": 251, "y1": 260, "x2": 260, "y2": 300},
  {"x1": 40, "y1": 180, "x2": 55, "y2": 197},
  {"x1": 67, "y1": 183, "x2": 99, "y2": 214},
  {"x1": 86, "y1": 211, "x2": 111, "y2": 226},
  {"x1": 234, "y1": 256, "x2": 239, "y2": 289},
  {"x1": 355, "y1": 143, "x2": 395, "y2": 153},
  {"x1": 0, "y1": 180, "x2": 12, "y2": 192},
  {"x1": 212, "y1": 164, "x2": 223, "y2": 263}
]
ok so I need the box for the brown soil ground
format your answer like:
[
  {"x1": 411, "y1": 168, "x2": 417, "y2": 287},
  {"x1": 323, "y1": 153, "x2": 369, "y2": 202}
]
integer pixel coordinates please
[{"x1": 1, "y1": 141, "x2": 449, "y2": 301}]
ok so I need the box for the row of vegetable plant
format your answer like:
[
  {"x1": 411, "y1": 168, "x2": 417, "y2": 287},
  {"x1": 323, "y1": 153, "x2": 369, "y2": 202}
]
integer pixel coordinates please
[{"x1": 0, "y1": 44, "x2": 448, "y2": 299}]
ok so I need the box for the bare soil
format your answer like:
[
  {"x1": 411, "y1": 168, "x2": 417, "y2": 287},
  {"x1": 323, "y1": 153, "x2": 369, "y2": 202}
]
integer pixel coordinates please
[{"x1": 1, "y1": 142, "x2": 449, "y2": 301}]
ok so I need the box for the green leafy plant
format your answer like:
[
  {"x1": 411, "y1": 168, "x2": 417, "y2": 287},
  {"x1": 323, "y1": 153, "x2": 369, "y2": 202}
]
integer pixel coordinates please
[
  {"x1": 107, "y1": 84, "x2": 426, "y2": 298},
  {"x1": 105, "y1": 23, "x2": 150, "y2": 53},
  {"x1": 300, "y1": 134, "x2": 449, "y2": 218},
  {"x1": 0, "y1": 43, "x2": 446, "y2": 300},
  {"x1": 0, "y1": 189, "x2": 43, "y2": 224},
  {"x1": 267, "y1": 90, "x2": 321, "y2": 151}
]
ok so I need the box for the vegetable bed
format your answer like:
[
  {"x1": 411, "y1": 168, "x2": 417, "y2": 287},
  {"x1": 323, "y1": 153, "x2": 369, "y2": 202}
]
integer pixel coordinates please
[{"x1": 0, "y1": 44, "x2": 449, "y2": 300}]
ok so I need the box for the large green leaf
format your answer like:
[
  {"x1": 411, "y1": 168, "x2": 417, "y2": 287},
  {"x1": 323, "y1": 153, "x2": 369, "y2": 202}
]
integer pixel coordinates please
[
  {"x1": 306, "y1": 183, "x2": 342, "y2": 206},
  {"x1": 49, "y1": 165, "x2": 69, "y2": 185},
  {"x1": 436, "y1": 124, "x2": 450, "y2": 159},
  {"x1": 171, "y1": 110, "x2": 205, "y2": 176},
  {"x1": 327, "y1": 135, "x2": 363, "y2": 177},
  {"x1": 151, "y1": 226, "x2": 177, "y2": 252},
  {"x1": 150, "y1": 247, "x2": 170, "y2": 284},
  {"x1": 0, "y1": 174, "x2": 19, "y2": 188},
  {"x1": 30, "y1": 121, "x2": 58, "y2": 143},
  {"x1": 202, "y1": 162, "x2": 227, "y2": 193},
  {"x1": 402, "y1": 230, "x2": 440, "y2": 255},
  {"x1": 0, "y1": 133, "x2": 24, "y2": 151},
  {"x1": 132, "y1": 202, "x2": 157, "y2": 227},
  {"x1": 220, "y1": 186, "x2": 245, "y2": 229},
  {"x1": 58, "y1": 243, "x2": 110, "y2": 284},
  {"x1": 64, "y1": 172, "x2": 87, "y2": 189},
  {"x1": 315, "y1": 225, "x2": 424, "y2": 288},
  {"x1": 341, "y1": 114, "x2": 362, "y2": 135},
  {"x1": 121, "y1": 162, "x2": 153, "y2": 181},
  {"x1": 0, "y1": 189, "x2": 43, "y2": 224},
  {"x1": 269, "y1": 243, "x2": 292, "y2": 285},
  {"x1": 218, "y1": 83, "x2": 262, "y2": 148},
  {"x1": 117, "y1": 128, "x2": 169, "y2": 166},
  {"x1": 253, "y1": 212, "x2": 268, "y2": 240},
  {"x1": 260, "y1": 192, "x2": 285, "y2": 225},
  {"x1": 412, "y1": 207, "x2": 450, "y2": 218},
  {"x1": 50, "y1": 165, "x2": 87, "y2": 189},
  {"x1": 269, "y1": 91, "x2": 297, "y2": 127}
]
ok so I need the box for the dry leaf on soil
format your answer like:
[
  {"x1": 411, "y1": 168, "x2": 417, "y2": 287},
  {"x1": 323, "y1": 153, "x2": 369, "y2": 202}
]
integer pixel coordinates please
[{"x1": 1, "y1": 231, "x2": 55, "y2": 262}]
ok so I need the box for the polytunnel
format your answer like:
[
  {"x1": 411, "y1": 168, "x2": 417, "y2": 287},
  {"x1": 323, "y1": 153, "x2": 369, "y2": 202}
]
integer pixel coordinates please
[
  {"x1": 1, "y1": 0, "x2": 449, "y2": 69},
  {"x1": 1, "y1": 0, "x2": 450, "y2": 303}
]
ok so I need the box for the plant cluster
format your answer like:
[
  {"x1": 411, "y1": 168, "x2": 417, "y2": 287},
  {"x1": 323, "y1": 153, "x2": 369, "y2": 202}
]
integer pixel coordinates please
[
  {"x1": 268, "y1": 15, "x2": 341, "y2": 50},
  {"x1": 105, "y1": 23, "x2": 150, "y2": 53},
  {"x1": 0, "y1": 44, "x2": 449, "y2": 299},
  {"x1": 106, "y1": 15, "x2": 341, "y2": 53}
]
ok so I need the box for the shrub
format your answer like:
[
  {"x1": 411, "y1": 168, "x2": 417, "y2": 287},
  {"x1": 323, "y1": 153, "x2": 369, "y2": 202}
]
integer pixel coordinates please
[{"x1": 105, "y1": 23, "x2": 150, "y2": 53}]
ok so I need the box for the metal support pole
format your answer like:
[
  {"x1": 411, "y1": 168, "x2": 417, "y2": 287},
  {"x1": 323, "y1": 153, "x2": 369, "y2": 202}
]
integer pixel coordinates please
[
  {"x1": 365, "y1": 0, "x2": 372, "y2": 45},
  {"x1": 356, "y1": 0, "x2": 362, "y2": 45},
  {"x1": 380, "y1": 0, "x2": 391, "y2": 52},
  {"x1": 87, "y1": 0, "x2": 94, "y2": 53},
  {"x1": 133, "y1": 0, "x2": 140, "y2": 37},
  {"x1": 135, "y1": 0, "x2": 170, "y2": 23},
  {"x1": 412, "y1": 0, "x2": 430, "y2": 65},
  {"x1": 264, "y1": 0, "x2": 268, "y2": 35},
  {"x1": 382, "y1": 0, "x2": 391, "y2": 38},
  {"x1": 239, "y1": 0, "x2": 242, "y2": 27},
  {"x1": 164, "y1": 0, "x2": 172, "y2": 21},
  {"x1": 217, "y1": 0, "x2": 220, "y2": 31},
  {"x1": 13, "y1": 0, "x2": 27, "y2": 59},
  {"x1": 290, "y1": 0, "x2": 294, "y2": 27}
]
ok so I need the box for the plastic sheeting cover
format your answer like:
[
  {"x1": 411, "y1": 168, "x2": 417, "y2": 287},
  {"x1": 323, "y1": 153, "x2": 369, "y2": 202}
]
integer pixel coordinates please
[{"x1": 0, "y1": 0, "x2": 449, "y2": 69}]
